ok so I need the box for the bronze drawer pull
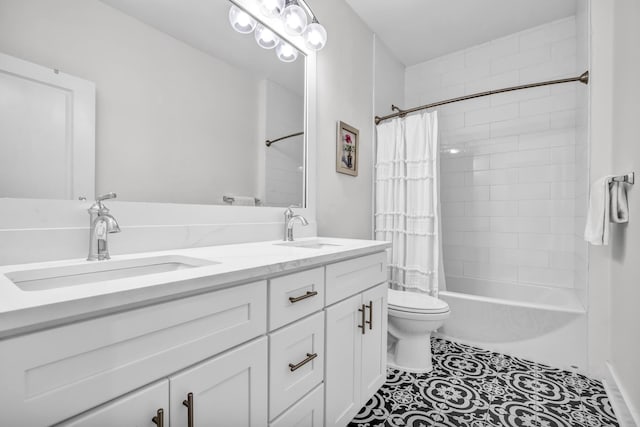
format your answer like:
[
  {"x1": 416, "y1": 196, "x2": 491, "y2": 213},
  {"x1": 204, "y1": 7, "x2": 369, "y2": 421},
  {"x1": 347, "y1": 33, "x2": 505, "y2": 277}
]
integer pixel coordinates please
[
  {"x1": 152, "y1": 408, "x2": 164, "y2": 427},
  {"x1": 288, "y1": 290, "x2": 318, "y2": 303},
  {"x1": 358, "y1": 304, "x2": 366, "y2": 335},
  {"x1": 289, "y1": 352, "x2": 318, "y2": 372},
  {"x1": 182, "y1": 392, "x2": 194, "y2": 427},
  {"x1": 366, "y1": 301, "x2": 373, "y2": 330}
]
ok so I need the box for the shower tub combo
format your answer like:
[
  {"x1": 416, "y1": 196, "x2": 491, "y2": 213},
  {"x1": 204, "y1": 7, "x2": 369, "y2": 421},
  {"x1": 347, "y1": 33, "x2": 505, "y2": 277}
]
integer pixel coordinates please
[{"x1": 437, "y1": 277, "x2": 587, "y2": 370}]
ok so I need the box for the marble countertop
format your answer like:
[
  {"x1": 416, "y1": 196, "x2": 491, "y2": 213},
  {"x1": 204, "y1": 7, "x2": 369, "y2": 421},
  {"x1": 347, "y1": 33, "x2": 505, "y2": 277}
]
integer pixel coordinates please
[{"x1": 0, "y1": 237, "x2": 390, "y2": 338}]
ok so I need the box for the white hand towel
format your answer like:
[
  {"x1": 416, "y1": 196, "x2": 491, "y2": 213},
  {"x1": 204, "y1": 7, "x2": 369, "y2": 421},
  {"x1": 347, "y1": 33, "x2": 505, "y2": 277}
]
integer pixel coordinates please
[
  {"x1": 610, "y1": 182, "x2": 629, "y2": 223},
  {"x1": 584, "y1": 176, "x2": 613, "y2": 245}
]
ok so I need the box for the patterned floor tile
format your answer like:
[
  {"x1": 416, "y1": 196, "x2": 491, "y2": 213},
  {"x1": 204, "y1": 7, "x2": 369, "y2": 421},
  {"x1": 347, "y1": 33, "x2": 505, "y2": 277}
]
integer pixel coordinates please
[{"x1": 349, "y1": 337, "x2": 619, "y2": 427}]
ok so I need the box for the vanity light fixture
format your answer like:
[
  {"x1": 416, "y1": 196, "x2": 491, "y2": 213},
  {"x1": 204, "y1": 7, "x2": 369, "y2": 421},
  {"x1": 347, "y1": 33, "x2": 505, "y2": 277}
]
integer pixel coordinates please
[
  {"x1": 229, "y1": 0, "x2": 327, "y2": 62},
  {"x1": 303, "y1": 19, "x2": 327, "y2": 51},
  {"x1": 229, "y1": 5, "x2": 257, "y2": 33},
  {"x1": 281, "y1": 0, "x2": 307, "y2": 36},
  {"x1": 276, "y1": 40, "x2": 299, "y2": 62},
  {"x1": 258, "y1": 0, "x2": 285, "y2": 17},
  {"x1": 255, "y1": 24, "x2": 280, "y2": 49}
]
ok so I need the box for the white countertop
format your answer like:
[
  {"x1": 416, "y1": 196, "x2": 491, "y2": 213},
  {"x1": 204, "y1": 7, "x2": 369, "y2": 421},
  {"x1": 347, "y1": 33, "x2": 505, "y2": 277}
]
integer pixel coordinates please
[{"x1": 0, "y1": 237, "x2": 390, "y2": 338}]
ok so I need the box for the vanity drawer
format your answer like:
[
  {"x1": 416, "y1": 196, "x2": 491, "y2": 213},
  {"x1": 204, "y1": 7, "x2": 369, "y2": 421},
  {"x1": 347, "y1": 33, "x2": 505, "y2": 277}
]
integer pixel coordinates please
[
  {"x1": 269, "y1": 311, "x2": 324, "y2": 419},
  {"x1": 325, "y1": 252, "x2": 387, "y2": 305},
  {"x1": 270, "y1": 384, "x2": 324, "y2": 427},
  {"x1": 0, "y1": 281, "x2": 267, "y2": 427},
  {"x1": 269, "y1": 267, "x2": 324, "y2": 330}
]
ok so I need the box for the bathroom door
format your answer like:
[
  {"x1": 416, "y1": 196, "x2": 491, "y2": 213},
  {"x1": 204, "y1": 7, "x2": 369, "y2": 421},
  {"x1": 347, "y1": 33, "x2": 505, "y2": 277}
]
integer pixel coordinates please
[{"x1": 0, "y1": 52, "x2": 95, "y2": 200}]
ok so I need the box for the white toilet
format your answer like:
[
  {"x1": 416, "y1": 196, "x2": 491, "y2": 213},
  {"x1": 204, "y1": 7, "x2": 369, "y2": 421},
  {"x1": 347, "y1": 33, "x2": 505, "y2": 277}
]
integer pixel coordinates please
[{"x1": 387, "y1": 288, "x2": 450, "y2": 373}]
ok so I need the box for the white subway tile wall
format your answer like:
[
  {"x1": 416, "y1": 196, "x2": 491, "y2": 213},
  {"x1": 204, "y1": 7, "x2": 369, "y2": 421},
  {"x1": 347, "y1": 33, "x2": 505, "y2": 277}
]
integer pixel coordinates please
[{"x1": 405, "y1": 17, "x2": 588, "y2": 290}]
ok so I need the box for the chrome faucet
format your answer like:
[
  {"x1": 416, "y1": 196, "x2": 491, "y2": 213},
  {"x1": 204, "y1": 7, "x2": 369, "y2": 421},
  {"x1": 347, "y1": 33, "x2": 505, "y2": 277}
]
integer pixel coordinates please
[
  {"x1": 87, "y1": 192, "x2": 121, "y2": 261},
  {"x1": 283, "y1": 205, "x2": 296, "y2": 239},
  {"x1": 284, "y1": 206, "x2": 309, "y2": 241}
]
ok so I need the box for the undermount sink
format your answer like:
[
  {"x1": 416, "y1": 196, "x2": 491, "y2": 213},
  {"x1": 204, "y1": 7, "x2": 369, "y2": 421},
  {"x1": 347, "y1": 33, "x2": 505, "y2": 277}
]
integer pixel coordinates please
[
  {"x1": 276, "y1": 239, "x2": 342, "y2": 250},
  {"x1": 5, "y1": 255, "x2": 218, "y2": 292}
]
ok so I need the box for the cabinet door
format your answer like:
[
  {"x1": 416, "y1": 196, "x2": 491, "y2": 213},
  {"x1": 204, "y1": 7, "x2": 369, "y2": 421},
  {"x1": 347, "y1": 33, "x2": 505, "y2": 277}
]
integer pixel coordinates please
[
  {"x1": 360, "y1": 283, "x2": 388, "y2": 399},
  {"x1": 56, "y1": 380, "x2": 168, "y2": 427},
  {"x1": 169, "y1": 337, "x2": 268, "y2": 427},
  {"x1": 325, "y1": 294, "x2": 363, "y2": 427}
]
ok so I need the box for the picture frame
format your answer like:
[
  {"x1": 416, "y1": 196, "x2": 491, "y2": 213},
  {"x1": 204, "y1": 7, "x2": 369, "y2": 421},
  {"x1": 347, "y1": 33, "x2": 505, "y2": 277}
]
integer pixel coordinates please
[{"x1": 336, "y1": 121, "x2": 359, "y2": 176}]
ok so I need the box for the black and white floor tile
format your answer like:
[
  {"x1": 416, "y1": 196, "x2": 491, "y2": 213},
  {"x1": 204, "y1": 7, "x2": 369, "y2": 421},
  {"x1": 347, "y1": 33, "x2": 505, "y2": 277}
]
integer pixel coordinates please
[{"x1": 350, "y1": 337, "x2": 618, "y2": 427}]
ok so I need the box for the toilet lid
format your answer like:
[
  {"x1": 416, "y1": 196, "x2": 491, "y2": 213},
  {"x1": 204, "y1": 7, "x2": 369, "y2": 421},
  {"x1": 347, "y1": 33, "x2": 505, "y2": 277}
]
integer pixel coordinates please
[{"x1": 388, "y1": 288, "x2": 450, "y2": 314}]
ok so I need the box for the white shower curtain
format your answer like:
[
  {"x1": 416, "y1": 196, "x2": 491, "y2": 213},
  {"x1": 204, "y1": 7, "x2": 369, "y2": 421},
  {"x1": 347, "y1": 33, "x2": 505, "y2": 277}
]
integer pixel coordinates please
[{"x1": 375, "y1": 111, "x2": 444, "y2": 296}]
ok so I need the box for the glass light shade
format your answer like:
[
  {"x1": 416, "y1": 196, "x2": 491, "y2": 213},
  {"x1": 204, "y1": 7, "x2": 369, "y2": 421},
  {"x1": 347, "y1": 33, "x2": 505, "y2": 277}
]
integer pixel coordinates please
[
  {"x1": 259, "y1": 0, "x2": 285, "y2": 17},
  {"x1": 303, "y1": 22, "x2": 327, "y2": 50},
  {"x1": 282, "y1": 4, "x2": 307, "y2": 35},
  {"x1": 254, "y1": 24, "x2": 279, "y2": 49},
  {"x1": 276, "y1": 41, "x2": 299, "y2": 62},
  {"x1": 228, "y1": 5, "x2": 257, "y2": 34}
]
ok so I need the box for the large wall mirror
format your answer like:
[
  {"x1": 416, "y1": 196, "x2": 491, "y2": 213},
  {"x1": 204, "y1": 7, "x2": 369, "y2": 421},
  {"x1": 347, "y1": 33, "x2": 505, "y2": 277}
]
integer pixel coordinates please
[{"x1": 0, "y1": 0, "x2": 306, "y2": 208}]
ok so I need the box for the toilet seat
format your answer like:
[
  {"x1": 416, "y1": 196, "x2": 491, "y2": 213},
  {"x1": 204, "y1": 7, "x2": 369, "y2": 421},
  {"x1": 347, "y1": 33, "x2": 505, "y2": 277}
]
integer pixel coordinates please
[
  {"x1": 388, "y1": 306, "x2": 450, "y2": 321},
  {"x1": 388, "y1": 288, "x2": 450, "y2": 314}
]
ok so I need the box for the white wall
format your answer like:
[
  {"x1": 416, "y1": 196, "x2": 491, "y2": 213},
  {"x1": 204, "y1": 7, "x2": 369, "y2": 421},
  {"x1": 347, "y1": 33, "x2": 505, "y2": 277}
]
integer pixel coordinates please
[
  {"x1": 263, "y1": 80, "x2": 304, "y2": 207},
  {"x1": 373, "y1": 37, "x2": 405, "y2": 119},
  {"x1": 608, "y1": 0, "x2": 640, "y2": 418},
  {"x1": 573, "y1": 1, "x2": 590, "y2": 310},
  {"x1": 586, "y1": 0, "x2": 614, "y2": 380},
  {"x1": 0, "y1": 0, "x2": 261, "y2": 205},
  {"x1": 313, "y1": 0, "x2": 375, "y2": 239},
  {"x1": 404, "y1": 18, "x2": 587, "y2": 293}
]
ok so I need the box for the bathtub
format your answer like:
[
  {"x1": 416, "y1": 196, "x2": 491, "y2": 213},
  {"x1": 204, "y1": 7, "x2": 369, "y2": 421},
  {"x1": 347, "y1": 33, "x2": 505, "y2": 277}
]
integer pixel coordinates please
[{"x1": 437, "y1": 277, "x2": 588, "y2": 370}]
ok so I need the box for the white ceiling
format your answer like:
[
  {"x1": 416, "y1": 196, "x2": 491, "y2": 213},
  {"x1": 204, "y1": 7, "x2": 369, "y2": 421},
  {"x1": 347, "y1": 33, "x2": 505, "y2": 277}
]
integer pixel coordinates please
[
  {"x1": 345, "y1": 0, "x2": 578, "y2": 66},
  {"x1": 99, "y1": 0, "x2": 304, "y2": 95}
]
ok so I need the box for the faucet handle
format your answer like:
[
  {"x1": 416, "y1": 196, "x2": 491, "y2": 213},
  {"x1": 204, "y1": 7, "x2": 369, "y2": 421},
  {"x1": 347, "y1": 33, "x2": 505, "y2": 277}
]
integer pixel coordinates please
[
  {"x1": 96, "y1": 192, "x2": 117, "y2": 202},
  {"x1": 284, "y1": 204, "x2": 299, "y2": 216},
  {"x1": 89, "y1": 192, "x2": 117, "y2": 213}
]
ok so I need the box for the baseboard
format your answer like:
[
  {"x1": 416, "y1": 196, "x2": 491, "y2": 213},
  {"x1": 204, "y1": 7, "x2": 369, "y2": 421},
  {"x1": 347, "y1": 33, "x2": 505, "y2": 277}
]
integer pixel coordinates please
[{"x1": 604, "y1": 362, "x2": 639, "y2": 427}]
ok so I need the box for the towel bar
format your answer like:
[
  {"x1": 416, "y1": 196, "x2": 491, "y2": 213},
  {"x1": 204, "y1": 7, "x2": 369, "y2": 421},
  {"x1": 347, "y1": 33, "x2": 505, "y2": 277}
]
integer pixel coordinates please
[
  {"x1": 222, "y1": 195, "x2": 261, "y2": 204},
  {"x1": 611, "y1": 172, "x2": 634, "y2": 185}
]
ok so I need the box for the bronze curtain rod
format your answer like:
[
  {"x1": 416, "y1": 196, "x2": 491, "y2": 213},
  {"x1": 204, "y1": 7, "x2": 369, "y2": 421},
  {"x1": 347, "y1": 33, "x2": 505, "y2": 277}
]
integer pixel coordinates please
[
  {"x1": 374, "y1": 71, "x2": 589, "y2": 125},
  {"x1": 265, "y1": 131, "x2": 304, "y2": 147}
]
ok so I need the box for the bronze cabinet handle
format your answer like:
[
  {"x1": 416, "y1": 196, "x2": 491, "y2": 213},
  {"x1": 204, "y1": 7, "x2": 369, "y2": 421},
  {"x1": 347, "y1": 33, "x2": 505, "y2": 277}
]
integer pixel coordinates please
[
  {"x1": 366, "y1": 301, "x2": 373, "y2": 330},
  {"x1": 152, "y1": 408, "x2": 164, "y2": 427},
  {"x1": 182, "y1": 392, "x2": 194, "y2": 427},
  {"x1": 358, "y1": 304, "x2": 366, "y2": 335},
  {"x1": 289, "y1": 352, "x2": 318, "y2": 372},
  {"x1": 288, "y1": 290, "x2": 318, "y2": 303}
]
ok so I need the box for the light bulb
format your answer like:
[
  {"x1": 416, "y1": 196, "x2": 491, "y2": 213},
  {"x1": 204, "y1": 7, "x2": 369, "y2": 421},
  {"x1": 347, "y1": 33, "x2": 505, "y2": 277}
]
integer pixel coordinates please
[
  {"x1": 229, "y1": 5, "x2": 257, "y2": 34},
  {"x1": 282, "y1": 3, "x2": 307, "y2": 35},
  {"x1": 255, "y1": 24, "x2": 279, "y2": 49},
  {"x1": 259, "y1": 0, "x2": 285, "y2": 17},
  {"x1": 276, "y1": 41, "x2": 299, "y2": 62},
  {"x1": 303, "y1": 22, "x2": 327, "y2": 50}
]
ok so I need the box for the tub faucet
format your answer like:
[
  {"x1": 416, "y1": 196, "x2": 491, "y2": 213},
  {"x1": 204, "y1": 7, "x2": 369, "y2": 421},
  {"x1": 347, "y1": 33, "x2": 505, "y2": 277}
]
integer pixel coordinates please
[
  {"x1": 87, "y1": 192, "x2": 121, "y2": 261},
  {"x1": 283, "y1": 206, "x2": 308, "y2": 241}
]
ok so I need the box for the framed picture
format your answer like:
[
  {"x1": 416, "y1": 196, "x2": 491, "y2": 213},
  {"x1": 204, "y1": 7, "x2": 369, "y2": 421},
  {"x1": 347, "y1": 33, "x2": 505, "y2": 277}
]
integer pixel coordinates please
[{"x1": 336, "y1": 121, "x2": 359, "y2": 176}]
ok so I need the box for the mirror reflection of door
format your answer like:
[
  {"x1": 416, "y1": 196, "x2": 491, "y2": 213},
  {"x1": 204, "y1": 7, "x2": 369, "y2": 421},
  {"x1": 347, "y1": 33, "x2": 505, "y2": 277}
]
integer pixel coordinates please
[{"x1": 0, "y1": 52, "x2": 95, "y2": 201}]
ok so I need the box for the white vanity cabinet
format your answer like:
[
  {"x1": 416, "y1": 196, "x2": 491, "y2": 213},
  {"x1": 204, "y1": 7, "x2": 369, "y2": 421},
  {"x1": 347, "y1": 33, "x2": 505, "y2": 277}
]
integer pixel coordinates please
[
  {"x1": 0, "y1": 242, "x2": 390, "y2": 427},
  {"x1": 324, "y1": 253, "x2": 388, "y2": 427},
  {"x1": 0, "y1": 281, "x2": 268, "y2": 426}
]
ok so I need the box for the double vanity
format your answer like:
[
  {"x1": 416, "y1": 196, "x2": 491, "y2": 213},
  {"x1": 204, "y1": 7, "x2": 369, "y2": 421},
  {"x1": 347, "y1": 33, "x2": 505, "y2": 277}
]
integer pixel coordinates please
[{"x1": 0, "y1": 237, "x2": 390, "y2": 427}]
